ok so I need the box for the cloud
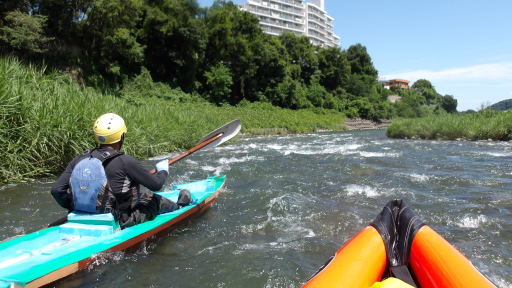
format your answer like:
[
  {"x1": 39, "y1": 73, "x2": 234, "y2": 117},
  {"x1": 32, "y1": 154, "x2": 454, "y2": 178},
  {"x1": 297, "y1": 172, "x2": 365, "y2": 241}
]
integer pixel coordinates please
[{"x1": 380, "y1": 62, "x2": 512, "y2": 83}]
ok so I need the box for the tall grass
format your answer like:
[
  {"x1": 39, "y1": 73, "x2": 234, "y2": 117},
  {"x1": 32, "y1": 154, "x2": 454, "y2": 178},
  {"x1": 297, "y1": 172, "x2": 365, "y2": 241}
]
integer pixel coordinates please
[
  {"x1": 0, "y1": 57, "x2": 345, "y2": 184},
  {"x1": 386, "y1": 110, "x2": 512, "y2": 141}
]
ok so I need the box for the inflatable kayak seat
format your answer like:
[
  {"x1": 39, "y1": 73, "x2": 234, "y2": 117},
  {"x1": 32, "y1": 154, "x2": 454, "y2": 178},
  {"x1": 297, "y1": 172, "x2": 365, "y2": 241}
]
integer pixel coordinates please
[{"x1": 59, "y1": 212, "x2": 120, "y2": 237}]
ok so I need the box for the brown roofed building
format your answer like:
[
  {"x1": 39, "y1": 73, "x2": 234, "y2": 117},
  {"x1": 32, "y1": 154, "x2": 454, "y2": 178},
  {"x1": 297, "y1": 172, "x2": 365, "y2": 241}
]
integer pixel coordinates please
[{"x1": 385, "y1": 79, "x2": 410, "y2": 89}]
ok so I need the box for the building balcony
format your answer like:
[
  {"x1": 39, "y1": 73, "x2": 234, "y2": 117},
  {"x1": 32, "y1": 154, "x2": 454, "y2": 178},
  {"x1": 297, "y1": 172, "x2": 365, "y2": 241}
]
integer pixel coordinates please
[
  {"x1": 307, "y1": 32, "x2": 325, "y2": 42},
  {"x1": 277, "y1": 7, "x2": 305, "y2": 17},
  {"x1": 242, "y1": 6, "x2": 271, "y2": 16},
  {"x1": 307, "y1": 6, "x2": 327, "y2": 17},
  {"x1": 307, "y1": 25, "x2": 327, "y2": 36},
  {"x1": 307, "y1": 17, "x2": 327, "y2": 28},
  {"x1": 261, "y1": 25, "x2": 304, "y2": 37},
  {"x1": 266, "y1": 0, "x2": 304, "y2": 8},
  {"x1": 243, "y1": 2, "x2": 305, "y2": 17},
  {"x1": 260, "y1": 19, "x2": 305, "y2": 32},
  {"x1": 246, "y1": 0, "x2": 304, "y2": 11},
  {"x1": 309, "y1": 31, "x2": 338, "y2": 47},
  {"x1": 260, "y1": 26, "x2": 282, "y2": 36}
]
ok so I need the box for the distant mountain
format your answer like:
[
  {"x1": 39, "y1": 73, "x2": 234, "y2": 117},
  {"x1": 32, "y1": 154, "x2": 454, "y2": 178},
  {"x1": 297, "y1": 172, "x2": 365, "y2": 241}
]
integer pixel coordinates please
[{"x1": 490, "y1": 99, "x2": 512, "y2": 111}]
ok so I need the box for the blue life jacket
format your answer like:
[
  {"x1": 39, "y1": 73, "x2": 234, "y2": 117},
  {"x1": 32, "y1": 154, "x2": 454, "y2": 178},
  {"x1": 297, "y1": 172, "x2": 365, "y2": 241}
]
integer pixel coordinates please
[{"x1": 70, "y1": 149, "x2": 122, "y2": 214}]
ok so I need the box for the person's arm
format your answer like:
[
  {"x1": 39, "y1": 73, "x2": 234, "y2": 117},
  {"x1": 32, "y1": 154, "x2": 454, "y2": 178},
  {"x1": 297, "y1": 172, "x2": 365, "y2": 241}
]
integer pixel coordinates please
[
  {"x1": 50, "y1": 157, "x2": 79, "y2": 210},
  {"x1": 121, "y1": 155, "x2": 168, "y2": 191}
]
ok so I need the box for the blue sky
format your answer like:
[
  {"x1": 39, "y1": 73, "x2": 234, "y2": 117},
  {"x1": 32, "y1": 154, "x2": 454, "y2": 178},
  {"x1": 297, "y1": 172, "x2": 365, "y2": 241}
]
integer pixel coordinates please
[{"x1": 198, "y1": 0, "x2": 512, "y2": 111}]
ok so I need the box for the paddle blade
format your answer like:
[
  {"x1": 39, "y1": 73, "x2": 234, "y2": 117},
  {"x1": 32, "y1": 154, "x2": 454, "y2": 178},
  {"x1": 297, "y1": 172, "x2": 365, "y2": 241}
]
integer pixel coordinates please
[{"x1": 196, "y1": 119, "x2": 241, "y2": 150}]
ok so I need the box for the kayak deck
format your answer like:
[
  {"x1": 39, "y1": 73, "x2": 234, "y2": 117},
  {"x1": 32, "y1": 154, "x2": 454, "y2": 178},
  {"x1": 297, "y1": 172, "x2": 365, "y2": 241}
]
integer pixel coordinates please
[{"x1": 0, "y1": 175, "x2": 226, "y2": 288}]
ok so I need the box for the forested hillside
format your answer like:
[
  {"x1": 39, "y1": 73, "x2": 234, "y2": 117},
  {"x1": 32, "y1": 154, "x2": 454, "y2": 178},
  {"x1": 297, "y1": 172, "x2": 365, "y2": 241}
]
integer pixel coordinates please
[
  {"x1": 490, "y1": 99, "x2": 512, "y2": 111},
  {"x1": 0, "y1": 0, "x2": 457, "y2": 118}
]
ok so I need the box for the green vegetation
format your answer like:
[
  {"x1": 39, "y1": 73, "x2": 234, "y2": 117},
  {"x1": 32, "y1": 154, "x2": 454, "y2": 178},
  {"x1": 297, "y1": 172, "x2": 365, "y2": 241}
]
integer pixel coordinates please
[
  {"x1": 490, "y1": 99, "x2": 512, "y2": 111},
  {"x1": 387, "y1": 108, "x2": 512, "y2": 141},
  {"x1": 0, "y1": 0, "x2": 475, "y2": 183},
  {"x1": 0, "y1": 57, "x2": 344, "y2": 184},
  {"x1": 0, "y1": 0, "x2": 457, "y2": 120}
]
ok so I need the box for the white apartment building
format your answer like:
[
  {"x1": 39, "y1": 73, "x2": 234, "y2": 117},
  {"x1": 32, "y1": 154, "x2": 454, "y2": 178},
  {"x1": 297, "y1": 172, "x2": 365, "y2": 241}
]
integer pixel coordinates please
[{"x1": 239, "y1": 0, "x2": 340, "y2": 48}]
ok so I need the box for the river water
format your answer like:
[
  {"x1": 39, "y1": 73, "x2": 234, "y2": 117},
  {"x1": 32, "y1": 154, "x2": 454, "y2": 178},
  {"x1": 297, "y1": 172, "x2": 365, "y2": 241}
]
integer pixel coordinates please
[{"x1": 1, "y1": 130, "x2": 511, "y2": 287}]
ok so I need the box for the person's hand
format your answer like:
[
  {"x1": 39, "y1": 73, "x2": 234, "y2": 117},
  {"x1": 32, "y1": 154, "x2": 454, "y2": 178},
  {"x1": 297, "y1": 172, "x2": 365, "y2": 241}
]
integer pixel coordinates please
[{"x1": 155, "y1": 159, "x2": 169, "y2": 174}]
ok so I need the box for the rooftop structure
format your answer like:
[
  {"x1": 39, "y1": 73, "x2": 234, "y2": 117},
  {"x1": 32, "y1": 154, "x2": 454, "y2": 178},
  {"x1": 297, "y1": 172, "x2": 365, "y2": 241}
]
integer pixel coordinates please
[
  {"x1": 383, "y1": 79, "x2": 411, "y2": 89},
  {"x1": 239, "y1": 0, "x2": 340, "y2": 48}
]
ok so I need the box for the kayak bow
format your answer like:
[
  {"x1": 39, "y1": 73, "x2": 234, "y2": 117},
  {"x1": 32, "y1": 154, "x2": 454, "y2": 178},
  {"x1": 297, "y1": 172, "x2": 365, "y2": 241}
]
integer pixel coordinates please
[{"x1": 303, "y1": 199, "x2": 497, "y2": 288}]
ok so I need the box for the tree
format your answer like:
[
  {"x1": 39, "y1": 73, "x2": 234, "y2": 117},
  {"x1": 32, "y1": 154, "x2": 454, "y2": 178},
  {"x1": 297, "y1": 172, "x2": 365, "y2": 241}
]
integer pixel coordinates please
[
  {"x1": 412, "y1": 79, "x2": 442, "y2": 105},
  {"x1": 343, "y1": 44, "x2": 378, "y2": 102},
  {"x1": 393, "y1": 88, "x2": 427, "y2": 118},
  {"x1": 346, "y1": 43, "x2": 377, "y2": 78},
  {"x1": 140, "y1": 0, "x2": 204, "y2": 92},
  {"x1": 83, "y1": 0, "x2": 145, "y2": 85},
  {"x1": 373, "y1": 101, "x2": 394, "y2": 119},
  {"x1": 200, "y1": 1, "x2": 262, "y2": 104},
  {"x1": 101, "y1": 28, "x2": 145, "y2": 82},
  {"x1": 35, "y1": 0, "x2": 95, "y2": 40},
  {"x1": 279, "y1": 32, "x2": 319, "y2": 85},
  {"x1": 0, "y1": 0, "x2": 32, "y2": 14},
  {"x1": 317, "y1": 46, "x2": 350, "y2": 92},
  {"x1": 349, "y1": 99, "x2": 374, "y2": 119},
  {"x1": 307, "y1": 78, "x2": 330, "y2": 108},
  {"x1": 346, "y1": 74, "x2": 374, "y2": 99},
  {"x1": 249, "y1": 36, "x2": 288, "y2": 102},
  {"x1": 0, "y1": 11, "x2": 53, "y2": 56},
  {"x1": 204, "y1": 63, "x2": 233, "y2": 104},
  {"x1": 271, "y1": 64, "x2": 311, "y2": 109},
  {"x1": 441, "y1": 95, "x2": 457, "y2": 113},
  {"x1": 411, "y1": 79, "x2": 433, "y2": 90}
]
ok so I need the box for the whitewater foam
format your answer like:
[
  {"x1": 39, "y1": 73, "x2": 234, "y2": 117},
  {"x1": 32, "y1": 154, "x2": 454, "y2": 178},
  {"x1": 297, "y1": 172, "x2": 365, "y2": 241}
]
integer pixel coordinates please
[
  {"x1": 451, "y1": 214, "x2": 489, "y2": 228},
  {"x1": 344, "y1": 184, "x2": 385, "y2": 198}
]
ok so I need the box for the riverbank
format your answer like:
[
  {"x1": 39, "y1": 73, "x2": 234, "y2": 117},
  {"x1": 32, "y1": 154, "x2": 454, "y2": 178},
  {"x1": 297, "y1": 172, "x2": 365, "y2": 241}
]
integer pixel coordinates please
[
  {"x1": 387, "y1": 110, "x2": 512, "y2": 141},
  {"x1": 242, "y1": 118, "x2": 393, "y2": 134},
  {"x1": 343, "y1": 118, "x2": 392, "y2": 130}
]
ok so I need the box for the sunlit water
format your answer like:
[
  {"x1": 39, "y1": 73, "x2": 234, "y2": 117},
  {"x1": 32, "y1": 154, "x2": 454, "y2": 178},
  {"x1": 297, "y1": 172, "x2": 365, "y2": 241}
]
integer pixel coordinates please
[{"x1": 1, "y1": 130, "x2": 511, "y2": 287}]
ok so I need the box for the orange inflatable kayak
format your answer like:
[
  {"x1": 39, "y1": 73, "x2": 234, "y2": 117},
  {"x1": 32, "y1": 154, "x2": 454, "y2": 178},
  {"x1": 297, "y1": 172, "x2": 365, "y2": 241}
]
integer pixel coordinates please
[{"x1": 302, "y1": 199, "x2": 496, "y2": 288}]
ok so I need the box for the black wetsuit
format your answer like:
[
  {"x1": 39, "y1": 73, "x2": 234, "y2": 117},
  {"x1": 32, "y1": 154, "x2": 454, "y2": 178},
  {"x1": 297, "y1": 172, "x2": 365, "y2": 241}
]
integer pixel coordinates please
[{"x1": 51, "y1": 147, "x2": 178, "y2": 228}]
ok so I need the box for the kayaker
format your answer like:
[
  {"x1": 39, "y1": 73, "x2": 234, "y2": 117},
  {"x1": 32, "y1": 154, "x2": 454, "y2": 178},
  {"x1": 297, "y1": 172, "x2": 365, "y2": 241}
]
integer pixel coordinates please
[{"x1": 51, "y1": 113, "x2": 191, "y2": 229}]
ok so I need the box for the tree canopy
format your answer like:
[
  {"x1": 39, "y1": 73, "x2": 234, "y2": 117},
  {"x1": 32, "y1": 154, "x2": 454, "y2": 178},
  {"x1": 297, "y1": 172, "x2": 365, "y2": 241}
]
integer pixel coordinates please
[{"x1": 0, "y1": 0, "x2": 457, "y2": 118}]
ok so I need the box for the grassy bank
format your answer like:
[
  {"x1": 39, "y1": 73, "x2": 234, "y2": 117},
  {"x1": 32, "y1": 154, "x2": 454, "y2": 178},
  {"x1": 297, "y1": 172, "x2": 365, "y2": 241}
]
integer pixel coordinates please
[
  {"x1": 387, "y1": 109, "x2": 512, "y2": 141},
  {"x1": 0, "y1": 57, "x2": 345, "y2": 184}
]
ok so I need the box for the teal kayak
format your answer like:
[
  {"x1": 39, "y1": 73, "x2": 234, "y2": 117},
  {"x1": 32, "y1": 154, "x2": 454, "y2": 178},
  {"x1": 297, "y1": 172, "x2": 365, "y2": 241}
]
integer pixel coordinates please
[{"x1": 0, "y1": 175, "x2": 226, "y2": 288}]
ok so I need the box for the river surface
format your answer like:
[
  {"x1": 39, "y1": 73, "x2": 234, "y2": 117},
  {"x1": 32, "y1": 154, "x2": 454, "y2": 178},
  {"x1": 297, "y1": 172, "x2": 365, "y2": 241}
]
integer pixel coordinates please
[{"x1": 1, "y1": 130, "x2": 511, "y2": 287}]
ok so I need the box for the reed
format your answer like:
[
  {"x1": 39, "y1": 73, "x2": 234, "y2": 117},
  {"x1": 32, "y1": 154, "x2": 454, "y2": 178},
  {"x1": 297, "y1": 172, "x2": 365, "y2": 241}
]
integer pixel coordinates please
[
  {"x1": 386, "y1": 110, "x2": 512, "y2": 141},
  {"x1": 0, "y1": 57, "x2": 345, "y2": 184}
]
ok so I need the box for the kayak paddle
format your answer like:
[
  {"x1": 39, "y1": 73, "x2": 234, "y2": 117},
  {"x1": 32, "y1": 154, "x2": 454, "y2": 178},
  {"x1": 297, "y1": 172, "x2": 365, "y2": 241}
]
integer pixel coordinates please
[{"x1": 148, "y1": 119, "x2": 241, "y2": 173}]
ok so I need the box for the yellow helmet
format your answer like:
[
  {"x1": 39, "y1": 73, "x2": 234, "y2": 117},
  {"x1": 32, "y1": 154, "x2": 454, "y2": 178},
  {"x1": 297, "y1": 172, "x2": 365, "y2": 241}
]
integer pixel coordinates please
[{"x1": 93, "y1": 113, "x2": 127, "y2": 144}]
